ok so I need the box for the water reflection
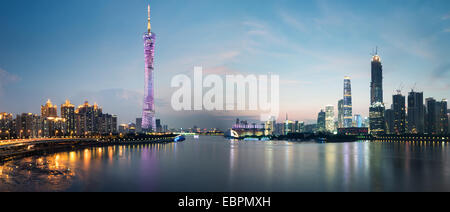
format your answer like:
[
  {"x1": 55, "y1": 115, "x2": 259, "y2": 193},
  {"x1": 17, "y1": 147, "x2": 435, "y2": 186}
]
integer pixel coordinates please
[{"x1": 0, "y1": 138, "x2": 450, "y2": 191}]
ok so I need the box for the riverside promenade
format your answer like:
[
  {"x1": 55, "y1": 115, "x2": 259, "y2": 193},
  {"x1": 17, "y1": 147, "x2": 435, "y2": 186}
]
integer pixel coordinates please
[{"x1": 0, "y1": 134, "x2": 180, "y2": 162}]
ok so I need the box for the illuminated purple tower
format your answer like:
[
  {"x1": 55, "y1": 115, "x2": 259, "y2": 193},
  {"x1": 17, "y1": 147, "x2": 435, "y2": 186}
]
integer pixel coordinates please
[{"x1": 142, "y1": 4, "x2": 156, "y2": 132}]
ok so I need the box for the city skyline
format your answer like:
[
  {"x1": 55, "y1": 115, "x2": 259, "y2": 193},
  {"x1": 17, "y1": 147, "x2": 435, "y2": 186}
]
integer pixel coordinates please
[{"x1": 1, "y1": 0, "x2": 450, "y2": 129}]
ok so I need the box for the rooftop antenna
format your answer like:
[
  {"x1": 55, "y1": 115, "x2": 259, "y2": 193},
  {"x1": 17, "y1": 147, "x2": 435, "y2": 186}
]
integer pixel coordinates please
[{"x1": 147, "y1": 4, "x2": 151, "y2": 33}]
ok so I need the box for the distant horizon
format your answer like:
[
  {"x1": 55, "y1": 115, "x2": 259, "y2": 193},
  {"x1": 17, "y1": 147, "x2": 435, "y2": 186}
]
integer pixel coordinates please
[{"x1": 1, "y1": 0, "x2": 449, "y2": 129}]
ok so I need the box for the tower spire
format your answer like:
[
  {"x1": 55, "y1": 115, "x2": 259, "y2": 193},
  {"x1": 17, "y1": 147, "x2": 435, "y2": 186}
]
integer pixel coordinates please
[{"x1": 147, "y1": 4, "x2": 151, "y2": 33}]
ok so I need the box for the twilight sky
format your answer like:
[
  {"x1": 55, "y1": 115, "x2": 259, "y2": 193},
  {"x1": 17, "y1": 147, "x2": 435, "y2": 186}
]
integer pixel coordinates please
[{"x1": 0, "y1": 0, "x2": 449, "y2": 130}]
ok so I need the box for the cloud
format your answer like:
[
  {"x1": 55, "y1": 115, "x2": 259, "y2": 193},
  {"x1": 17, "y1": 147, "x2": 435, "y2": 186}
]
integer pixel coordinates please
[
  {"x1": 442, "y1": 14, "x2": 450, "y2": 20},
  {"x1": 278, "y1": 10, "x2": 308, "y2": 33},
  {"x1": 0, "y1": 68, "x2": 20, "y2": 95},
  {"x1": 433, "y1": 63, "x2": 450, "y2": 78}
]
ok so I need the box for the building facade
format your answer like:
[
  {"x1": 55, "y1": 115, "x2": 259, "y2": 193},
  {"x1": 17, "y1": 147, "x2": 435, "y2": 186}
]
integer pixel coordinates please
[
  {"x1": 407, "y1": 91, "x2": 424, "y2": 134},
  {"x1": 317, "y1": 110, "x2": 326, "y2": 133},
  {"x1": 392, "y1": 94, "x2": 406, "y2": 135},
  {"x1": 325, "y1": 105, "x2": 335, "y2": 133},
  {"x1": 61, "y1": 100, "x2": 75, "y2": 136},
  {"x1": 337, "y1": 99, "x2": 344, "y2": 128},
  {"x1": 369, "y1": 53, "x2": 385, "y2": 135},
  {"x1": 369, "y1": 102, "x2": 385, "y2": 135},
  {"x1": 0, "y1": 113, "x2": 14, "y2": 139}
]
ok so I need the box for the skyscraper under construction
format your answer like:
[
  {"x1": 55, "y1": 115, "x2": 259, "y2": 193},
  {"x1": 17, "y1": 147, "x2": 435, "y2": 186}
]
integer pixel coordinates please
[{"x1": 369, "y1": 50, "x2": 385, "y2": 135}]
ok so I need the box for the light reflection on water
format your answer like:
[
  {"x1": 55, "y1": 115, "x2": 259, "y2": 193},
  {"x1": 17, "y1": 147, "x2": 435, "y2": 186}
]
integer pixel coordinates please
[{"x1": 1, "y1": 138, "x2": 450, "y2": 191}]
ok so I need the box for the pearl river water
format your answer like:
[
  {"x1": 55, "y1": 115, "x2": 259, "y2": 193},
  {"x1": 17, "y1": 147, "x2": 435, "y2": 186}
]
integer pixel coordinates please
[{"x1": 1, "y1": 136, "x2": 450, "y2": 192}]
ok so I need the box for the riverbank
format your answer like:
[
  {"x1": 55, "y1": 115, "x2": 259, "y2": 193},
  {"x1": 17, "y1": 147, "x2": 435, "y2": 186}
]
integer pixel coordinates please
[{"x1": 0, "y1": 135, "x2": 180, "y2": 163}]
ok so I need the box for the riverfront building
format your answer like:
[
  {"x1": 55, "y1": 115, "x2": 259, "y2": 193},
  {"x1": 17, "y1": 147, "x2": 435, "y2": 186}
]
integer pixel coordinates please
[
  {"x1": 426, "y1": 98, "x2": 449, "y2": 135},
  {"x1": 337, "y1": 99, "x2": 344, "y2": 128},
  {"x1": 369, "y1": 102, "x2": 386, "y2": 135},
  {"x1": 392, "y1": 94, "x2": 406, "y2": 135},
  {"x1": 317, "y1": 110, "x2": 326, "y2": 133},
  {"x1": 325, "y1": 105, "x2": 335, "y2": 133},
  {"x1": 61, "y1": 100, "x2": 75, "y2": 135},
  {"x1": 343, "y1": 77, "x2": 353, "y2": 128},
  {"x1": 41, "y1": 99, "x2": 58, "y2": 118},
  {"x1": 408, "y1": 90, "x2": 424, "y2": 134},
  {"x1": 0, "y1": 113, "x2": 13, "y2": 139}
]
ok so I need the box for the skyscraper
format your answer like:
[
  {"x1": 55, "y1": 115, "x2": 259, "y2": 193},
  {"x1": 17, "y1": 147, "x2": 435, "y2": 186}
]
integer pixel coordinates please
[
  {"x1": 370, "y1": 51, "x2": 383, "y2": 105},
  {"x1": 425, "y1": 97, "x2": 438, "y2": 134},
  {"x1": 337, "y1": 99, "x2": 344, "y2": 128},
  {"x1": 61, "y1": 99, "x2": 75, "y2": 135},
  {"x1": 407, "y1": 90, "x2": 424, "y2": 134},
  {"x1": 317, "y1": 110, "x2": 326, "y2": 133},
  {"x1": 426, "y1": 98, "x2": 448, "y2": 135},
  {"x1": 343, "y1": 77, "x2": 353, "y2": 128},
  {"x1": 325, "y1": 105, "x2": 335, "y2": 133},
  {"x1": 142, "y1": 4, "x2": 156, "y2": 132},
  {"x1": 369, "y1": 52, "x2": 385, "y2": 135},
  {"x1": 392, "y1": 94, "x2": 406, "y2": 135}
]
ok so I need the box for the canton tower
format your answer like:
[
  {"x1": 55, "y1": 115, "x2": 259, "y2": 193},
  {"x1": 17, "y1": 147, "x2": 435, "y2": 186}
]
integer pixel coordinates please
[{"x1": 142, "y1": 4, "x2": 156, "y2": 132}]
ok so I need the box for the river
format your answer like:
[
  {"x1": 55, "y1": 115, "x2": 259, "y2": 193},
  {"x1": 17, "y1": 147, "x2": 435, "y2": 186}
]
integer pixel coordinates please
[{"x1": 1, "y1": 136, "x2": 450, "y2": 192}]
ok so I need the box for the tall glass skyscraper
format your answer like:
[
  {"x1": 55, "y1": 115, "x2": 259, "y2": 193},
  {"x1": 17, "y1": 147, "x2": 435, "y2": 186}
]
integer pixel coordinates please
[
  {"x1": 369, "y1": 52, "x2": 385, "y2": 135},
  {"x1": 343, "y1": 77, "x2": 352, "y2": 128},
  {"x1": 142, "y1": 5, "x2": 156, "y2": 132}
]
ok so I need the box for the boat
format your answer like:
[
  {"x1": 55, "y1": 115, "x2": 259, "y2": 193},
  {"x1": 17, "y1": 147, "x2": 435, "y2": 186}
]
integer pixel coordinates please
[
  {"x1": 174, "y1": 135, "x2": 186, "y2": 142},
  {"x1": 224, "y1": 129, "x2": 239, "y2": 139},
  {"x1": 193, "y1": 135, "x2": 199, "y2": 139}
]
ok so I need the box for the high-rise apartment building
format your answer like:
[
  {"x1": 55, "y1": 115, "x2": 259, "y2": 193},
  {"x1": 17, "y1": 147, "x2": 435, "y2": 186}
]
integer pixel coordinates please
[{"x1": 41, "y1": 99, "x2": 57, "y2": 118}]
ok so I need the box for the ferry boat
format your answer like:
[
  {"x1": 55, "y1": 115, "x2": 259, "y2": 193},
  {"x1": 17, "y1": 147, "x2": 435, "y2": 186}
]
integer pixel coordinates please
[{"x1": 174, "y1": 135, "x2": 186, "y2": 142}]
